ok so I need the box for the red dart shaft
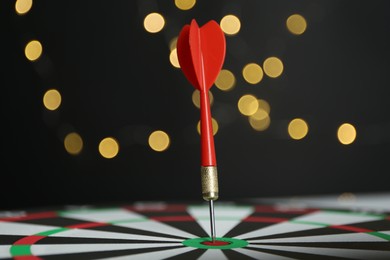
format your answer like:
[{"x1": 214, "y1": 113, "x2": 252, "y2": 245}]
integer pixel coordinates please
[
  {"x1": 200, "y1": 89, "x2": 216, "y2": 166},
  {"x1": 197, "y1": 41, "x2": 216, "y2": 167}
]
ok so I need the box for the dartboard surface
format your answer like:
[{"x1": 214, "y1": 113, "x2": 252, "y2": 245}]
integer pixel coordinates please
[{"x1": 1, "y1": 199, "x2": 390, "y2": 259}]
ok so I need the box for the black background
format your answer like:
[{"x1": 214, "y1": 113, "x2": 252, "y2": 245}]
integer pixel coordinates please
[{"x1": 3, "y1": 0, "x2": 390, "y2": 210}]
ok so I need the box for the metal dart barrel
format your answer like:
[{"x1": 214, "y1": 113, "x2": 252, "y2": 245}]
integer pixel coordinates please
[{"x1": 201, "y1": 166, "x2": 219, "y2": 200}]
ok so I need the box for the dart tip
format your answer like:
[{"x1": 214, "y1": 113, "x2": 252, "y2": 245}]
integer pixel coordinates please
[{"x1": 209, "y1": 200, "x2": 216, "y2": 242}]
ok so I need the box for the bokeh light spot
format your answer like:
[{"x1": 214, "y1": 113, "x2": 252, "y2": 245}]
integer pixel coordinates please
[
  {"x1": 43, "y1": 89, "x2": 61, "y2": 111},
  {"x1": 287, "y1": 14, "x2": 307, "y2": 35},
  {"x1": 192, "y1": 90, "x2": 214, "y2": 109},
  {"x1": 257, "y1": 99, "x2": 271, "y2": 114},
  {"x1": 242, "y1": 63, "x2": 263, "y2": 84},
  {"x1": 288, "y1": 118, "x2": 309, "y2": 140},
  {"x1": 251, "y1": 108, "x2": 269, "y2": 121},
  {"x1": 249, "y1": 114, "x2": 271, "y2": 131},
  {"x1": 170, "y1": 48, "x2": 180, "y2": 68},
  {"x1": 238, "y1": 94, "x2": 259, "y2": 116},
  {"x1": 215, "y1": 69, "x2": 236, "y2": 91},
  {"x1": 263, "y1": 57, "x2": 284, "y2": 78},
  {"x1": 15, "y1": 0, "x2": 32, "y2": 15},
  {"x1": 144, "y1": 13, "x2": 165, "y2": 33},
  {"x1": 175, "y1": 0, "x2": 196, "y2": 10},
  {"x1": 169, "y1": 37, "x2": 178, "y2": 51},
  {"x1": 99, "y1": 137, "x2": 119, "y2": 159},
  {"x1": 64, "y1": 132, "x2": 83, "y2": 155},
  {"x1": 337, "y1": 123, "x2": 357, "y2": 145},
  {"x1": 220, "y1": 14, "x2": 241, "y2": 35},
  {"x1": 149, "y1": 130, "x2": 170, "y2": 152},
  {"x1": 25, "y1": 40, "x2": 42, "y2": 61},
  {"x1": 197, "y1": 118, "x2": 219, "y2": 136}
]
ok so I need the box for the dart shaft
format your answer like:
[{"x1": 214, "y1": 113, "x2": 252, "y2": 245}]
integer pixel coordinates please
[{"x1": 209, "y1": 200, "x2": 216, "y2": 242}]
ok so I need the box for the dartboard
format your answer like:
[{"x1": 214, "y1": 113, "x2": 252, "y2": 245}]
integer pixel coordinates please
[{"x1": 1, "y1": 201, "x2": 390, "y2": 259}]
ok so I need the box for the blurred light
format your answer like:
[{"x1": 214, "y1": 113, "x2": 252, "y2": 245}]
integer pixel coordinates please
[
  {"x1": 175, "y1": 0, "x2": 196, "y2": 10},
  {"x1": 144, "y1": 13, "x2": 165, "y2": 33},
  {"x1": 15, "y1": 0, "x2": 32, "y2": 15},
  {"x1": 192, "y1": 90, "x2": 214, "y2": 109},
  {"x1": 169, "y1": 48, "x2": 180, "y2": 68},
  {"x1": 242, "y1": 63, "x2": 263, "y2": 84},
  {"x1": 64, "y1": 132, "x2": 83, "y2": 155},
  {"x1": 43, "y1": 89, "x2": 61, "y2": 111},
  {"x1": 149, "y1": 130, "x2": 170, "y2": 152},
  {"x1": 288, "y1": 118, "x2": 309, "y2": 140},
  {"x1": 238, "y1": 94, "x2": 258, "y2": 116},
  {"x1": 215, "y1": 69, "x2": 236, "y2": 91},
  {"x1": 263, "y1": 57, "x2": 284, "y2": 78},
  {"x1": 286, "y1": 14, "x2": 307, "y2": 35},
  {"x1": 169, "y1": 37, "x2": 178, "y2": 51},
  {"x1": 337, "y1": 123, "x2": 357, "y2": 145},
  {"x1": 25, "y1": 40, "x2": 42, "y2": 61},
  {"x1": 249, "y1": 114, "x2": 271, "y2": 131},
  {"x1": 99, "y1": 137, "x2": 119, "y2": 159},
  {"x1": 251, "y1": 108, "x2": 269, "y2": 121},
  {"x1": 220, "y1": 14, "x2": 241, "y2": 35},
  {"x1": 338, "y1": 192, "x2": 356, "y2": 202},
  {"x1": 257, "y1": 99, "x2": 270, "y2": 114},
  {"x1": 197, "y1": 118, "x2": 219, "y2": 135}
]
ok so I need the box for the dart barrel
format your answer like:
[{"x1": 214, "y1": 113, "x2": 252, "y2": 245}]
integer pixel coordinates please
[{"x1": 201, "y1": 166, "x2": 219, "y2": 200}]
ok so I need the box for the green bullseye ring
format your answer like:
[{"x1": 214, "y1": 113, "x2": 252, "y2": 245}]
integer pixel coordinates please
[{"x1": 182, "y1": 237, "x2": 248, "y2": 249}]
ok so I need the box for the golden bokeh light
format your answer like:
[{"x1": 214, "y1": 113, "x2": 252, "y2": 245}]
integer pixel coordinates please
[
  {"x1": 15, "y1": 0, "x2": 33, "y2": 15},
  {"x1": 175, "y1": 0, "x2": 196, "y2": 10},
  {"x1": 144, "y1": 13, "x2": 165, "y2": 33},
  {"x1": 251, "y1": 108, "x2": 269, "y2": 121},
  {"x1": 338, "y1": 192, "x2": 356, "y2": 202},
  {"x1": 242, "y1": 63, "x2": 263, "y2": 84},
  {"x1": 249, "y1": 114, "x2": 271, "y2": 131},
  {"x1": 192, "y1": 90, "x2": 214, "y2": 109},
  {"x1": 197, "y1": 118, "x2": 219, "y2": 136},
  {"x1": 263, "y1": 57, "x2": 284, "y2": 78},
  {"x1": 215, "y1": 69, "x2": 236, "y2": 91},
  {"x1": 238, "y1": 94, "x2": 258, "y2": 116},
  {"x1": 149, "y1": 130, "x2": 170, "y2": 152},
  {"x1": 220, "y1": 14, "x2": 241, "y2": 35},
  {"x1": 337, "y1": 123, "x2": 357, "y2": 145},
  {"x1": 169, "y1": 48, "x2": 180, "y2": 68},
  {"x1": 287, "y1": 14, "x2": 307, "y2": 35},
  {"x1": 257, "y1": 99, "x2": 271, "y2": 114},
  {"x1": 169, "y1": 37, "x2": 178, "y2": 51},
  {"x1": 43, "y1": 89, "x2": 61, "y2": 111},
  {"x1": 99, "y1": 137, "x2": 119, "y2": 159},
  {"x1": 288, "y1": 118, "x2": 309, "y2": 140},
  {"x1": 64, "y1": 132, "x2": 83, "y2": 155},
  {"x1": 25, "y1": 40, "x2": 42, "y2": 61}
]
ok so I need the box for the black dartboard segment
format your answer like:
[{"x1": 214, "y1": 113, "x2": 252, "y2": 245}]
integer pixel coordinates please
[{"x1": 1, "y1": 201, "x2": 390, "y2": 259}]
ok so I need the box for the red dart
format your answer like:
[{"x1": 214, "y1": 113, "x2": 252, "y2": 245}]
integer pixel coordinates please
[
  {"x1": 177, "y1": 19, "x2": 226, "y2": 167},
  {"x1": 177, "y1": 19, "x2": 226, "y2": 242}
]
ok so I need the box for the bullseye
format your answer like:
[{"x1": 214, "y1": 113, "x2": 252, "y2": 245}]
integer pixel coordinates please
[
  {"x1": 202, "y1": 240, "x2": 231, "y2": 246},
  {"x1": 182, "y1": 237, "x2": 248, "y2": 249}
]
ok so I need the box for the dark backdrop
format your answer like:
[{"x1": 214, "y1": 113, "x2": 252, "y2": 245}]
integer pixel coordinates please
[{"x1": 3, "y1": 0, "x2": 390, "y2": 210}]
